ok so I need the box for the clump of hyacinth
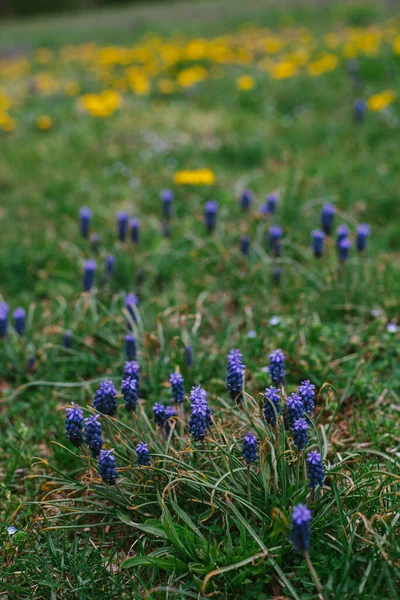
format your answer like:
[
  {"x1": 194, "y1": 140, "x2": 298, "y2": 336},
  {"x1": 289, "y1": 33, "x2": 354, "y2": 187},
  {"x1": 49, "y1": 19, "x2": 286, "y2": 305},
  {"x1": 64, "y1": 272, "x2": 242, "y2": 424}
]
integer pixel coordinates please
[
  {"x1": 298, "y1": 380, "x2": 315, "y2": 415},
  {"x1": 169, "y1": 372, "x2": 185, "y2": 404},
  {"x1": 189, "y1": 396, "x2": 212, "y2": 441},
  {"x1": 336, "y1": 224, "x2": 349, "y2": 246},
  {"x1": 291, "y1": 504, "x2": 311, "y2": 552},
  {"x1": 306, "y1": 451, "x2": 325, "y2": 488},
  {"x1": 189, "y1": 385, "x2": 207, "y2": 404},
  {"x1": 0, "y1": 302, "x2": 9, "y2": 338},
  {"x1": 84, "y1": 414, "x2": 103, "y2": 457},
  {"x1": 312, "y1": 230, "x2": 325, "y2": 258},
  {"x1": 116, "y1": 211, "x2": 129, "y2": 242},
  {"x1": 266, "y1": 192, "x2": 278, "y2": 214},
  {"x1": 123, "y1": 361, "x2": 140, "y2": 393},
  {"x1": 338, "y1": 237, "x2": 351, "y2": 262},
  {"x1": 136, "y1": 442, "x2": 151, "y2": 466},
  {"x1": 321, "y1": 203, "x2": 335, "y2": 235},
  {"x1": 13, "y1": 308, "x2": 26, "y2": 336},
  {"x1": 79, "y1": 206, "x2": 92, "y2": 238},
  {"x1": 286, "y1": 393, "x2": 304, "y2": 428},
  {"x1": 240, "y1": 189, "x2": 252, "y2": 211},
  {"x1": 83, "y1": 259, "x2": 96, "y2": 292},
  {"x1": 269, "y1": 349, "x2": 285, "y2": 386},
  {"x1": 98, "y1": 449, "x2": 117, "y2": 485},
  {"x1": 161, "y1": 189, "x2": 173, "y2": 219},
  {"x1": 125, "y1": 293, "x2": 138, "y2": 327},
  {"x1": 93, "y1": 380, "x2": 117, "y2": 416},
  {"x1": 263, "y1": 386, "x2": 281, "y2": 426},
  {"x1": 356, "y1": 224, "x2": 370, "y2": 252},
  {"x1": 125, "y1": 334, "x2": 136, "y2": 360},
  {"x1": 152, "y1": 403, "x2": 176, "y2": 432},
  {"x1": 269, "y1": 225, "x2": 282, "y2": 257},
  {"x1": 293, "y1": 417, "x2": 308, "y2": 450},
  {"x1": 65, "y1": 404, "x2": 83, "y2": 447},
  {"x1": 105, "y1": 254, "x2": 115, "y2": 276},
  {"x1": 204, "y1": 200, "x2": 218, "y2": 233},
  {"x1": 121, "y1": 377, "x2": 138, "y2": 412},
  {"x1": 226, "y1": 349, "x2": 245, "y2": 403},
  {"x1": 242, "y1": 432, "x2": 258, "y2": 465}
]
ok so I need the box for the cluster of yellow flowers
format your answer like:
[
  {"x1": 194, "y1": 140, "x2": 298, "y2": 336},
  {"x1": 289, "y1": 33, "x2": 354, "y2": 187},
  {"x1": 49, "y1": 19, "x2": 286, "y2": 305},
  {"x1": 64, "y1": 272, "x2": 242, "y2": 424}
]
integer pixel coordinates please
[
  {"x1": 1, "y1": 20, "x2": 400, "y2": 130},
  {"x1": 173, "y1": 168, "x2": 215, "y2": 186}
]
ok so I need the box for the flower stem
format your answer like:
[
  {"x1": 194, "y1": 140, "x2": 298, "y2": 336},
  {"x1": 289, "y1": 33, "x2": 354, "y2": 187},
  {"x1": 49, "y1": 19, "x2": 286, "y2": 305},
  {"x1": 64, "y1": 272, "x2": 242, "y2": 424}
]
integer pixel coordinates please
[{"x1": 304, "y1": 551, "x2": 325, "y2": 600}]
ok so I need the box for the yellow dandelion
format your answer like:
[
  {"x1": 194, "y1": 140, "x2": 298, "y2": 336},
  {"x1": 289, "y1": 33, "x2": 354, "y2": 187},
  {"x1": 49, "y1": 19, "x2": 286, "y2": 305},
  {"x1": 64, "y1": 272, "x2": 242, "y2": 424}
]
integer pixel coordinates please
[
  {"x1": 173, "y1": 168, "x2": 215, "y2": 186},
  {"x1": 0, "y1": 112, "x2": 16, "y2": 132},
  {"x1": 367, "y1": 90, "x2": 396, "y2": 111},
  {"x1": 36, "y1": 115, "x2": 53, "y2": 130},
  {"x1": 236, "y1": 75, "x2": 255, "y2": 91},
  {"x1": 270, "y1": 61, "x2": 297, "y2": 80}
]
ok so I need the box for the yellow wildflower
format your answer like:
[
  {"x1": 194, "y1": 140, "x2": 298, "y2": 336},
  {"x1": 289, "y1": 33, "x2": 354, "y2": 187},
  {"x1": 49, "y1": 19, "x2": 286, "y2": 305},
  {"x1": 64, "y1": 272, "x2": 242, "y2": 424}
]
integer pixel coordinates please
[
  {"x1": 177, "y1": 66, "x2": 208, "y2": 88},
  {"x1": 270, "y1": 61, "x2": 297, "y2": 80},
  {"x1": 0, "y1": 112, "x2": 16, "y2": 132},
  {"x1": 37, "y1": 115, "x2": 53, "y2": 130},
  {"x1": 236, "y1": 75, "x2": 255, "y2": 91},
  {"x1": 307, "y1": 54, "x2": 338, "y2": 76},
  {"x1": 367, "y1": 90, "x2": 396, "y2": 111},
  {"x1": 265, "y1": 37, "x2": 283, "y2": 54},
  {"x1": 173, "y1": 168, "x2": 215, "y2": 186},
  {"x1": 130, "y1": 75, "x2": 150, "y2": 96},
  {"x1": 80, "y1": 90, "x2": 121, "y2": 117},
  {"x1": 393, "y1": 36, "x2": 400, "y2": 54}
]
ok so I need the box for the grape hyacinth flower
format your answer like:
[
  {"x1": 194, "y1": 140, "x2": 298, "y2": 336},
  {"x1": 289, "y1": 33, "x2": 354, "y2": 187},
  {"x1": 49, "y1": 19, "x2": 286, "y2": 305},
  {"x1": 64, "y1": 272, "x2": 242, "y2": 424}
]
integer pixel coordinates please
[
  {"x1": 286, "y1": 393, "x2": 305, "y2": 427},
  {"x1": 266, "y1": 192, "x2": 278, "y2": 214},
  {"x1": 125, "y1": 293, "x2": 138, "y2": 327},
  {"x1": 123, "y1": 360, "x2": 140, "y2": 391},
  {"x1": 65, "y1": 404, "x2": 83, "y2": 447},
  {"x1": 98, "y1": 449, "x2": 117, "y2": 485},
  {"x1": 298, "y1": 380, "x2": 315, "y2": 415},
  {"x1": 153, "y1": 403, "x2": 166, "y2": 428},
  {"x1": 306, "y1": 451, "x2": 325, "y2": 489},
  {"x1": 0, "y1": 302, "x2": 9, "y2": 338},
  {"x1": 291, "y1": 504, "x2": 311, "y2": 552},
  {"x1": 130, "y1": 218, "x2": 140, "y2": 244},
  {"x1": 356, "y1": 224, "x2": 370, "y2": 252},
  {"x1": 188, "y1": 395, "x2": 212, "y2": 441},
  {"x1": 336, "y1": 224, "x2": 350, "y2": 246},
  {"x1": 293, "y1": 417, "x2": 308, "y2": 450},
  {"x1": 269, "y1": 349, "x2": 285, "y2": 386},
  {"x1": 116, "y1": 211, "x2": 129, "y2": 242},
  {"x1": 240, "y1": 235, "x2": 250, "y2": 257},
  {"x1": 79, "y1": 206, "x2": 92, "y2": 238},
  {"x1": 105, "y1": 254, "x2": 115, "y2": 276},
  {"x1": 136, "y1": 442, "x2": 151, "y2": 466},
  {"x1": 242, "y1": 432, "x2": 258, "y2": 465},
  {"x1": 321, "y1": 203, "x2": 335, "y2": 235},
  {"x1": 161, "y1": 189, "x2": 173, "y2": 219},
  {"x1": 269, "y1": 225, "x2": 282, "y2": 257},
  {"x1": 63, "y1": 329, "x2": 73, "y2": 349},
  {"x1": 170, "y1": 372, "x2": 185, "y2": 404},
  {"x1": 125, "y1": 334, "x2": 136, "y2": 360},
  {"x1": 263, "y1": 386, "x2": 281, "y2": 426},
  {"x1": 226, "y1": 349, "x2": 245, "y2": 403},
  {"x1": 84, "y1": 414, "x2": 103, "y2": 457},
  {"x1": 185, "y1": 345, "x2": 193, "y2": 366},
  {"x1": 189, "y1": 385, "x2": 207, "y2": 404},
  {"x1": 353, "y1": 99, "x2": 366, "y2": 123},
  {"x1": 13, "y1": 308, "x2": 26, "y2": 336},
  {"x1": 240, "y1": 189, "x2": 252, "y2": 211},
  {"x1": 83, "y1": 259, "x2": 96, "y2": 292},
  {"x1": 90, "y1": 232, "x2": 100, "y2": 254},
  {"x1": 338, "y1": 237, "x2": 351, "y2": 262},
  {"x1": 204, "y1": 200, "x2": 218, "y2": 233},
  {"x1": 312, "y1": 230, "x2": 325, "y2": 258},
  {"x1": 121, "y1": 377, "x2": 138, "y2": 412},
  {"x1": 93, "y1": 380, "x2": 117, "y2": 416}
]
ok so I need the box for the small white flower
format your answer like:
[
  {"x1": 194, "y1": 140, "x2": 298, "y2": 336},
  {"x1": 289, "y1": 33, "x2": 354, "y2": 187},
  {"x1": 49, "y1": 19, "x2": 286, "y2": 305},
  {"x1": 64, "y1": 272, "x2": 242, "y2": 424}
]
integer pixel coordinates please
[
  {"x1": 269, "y1": 316, "x2": 280, "y2": 326},
  {"x1": 247, "y1": 329, "x2": 257, "y2": 338},
  {"x1": 386, "y1": 322, "x2": 398, "y2": 333}
]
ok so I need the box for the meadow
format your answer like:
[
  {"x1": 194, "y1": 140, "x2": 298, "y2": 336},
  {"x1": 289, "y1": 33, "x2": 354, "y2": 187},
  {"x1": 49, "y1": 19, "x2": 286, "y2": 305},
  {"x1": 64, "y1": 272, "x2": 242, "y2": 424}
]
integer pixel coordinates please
[{"x1": 0, "y1": 1, "x2": 399, "y2": 598}]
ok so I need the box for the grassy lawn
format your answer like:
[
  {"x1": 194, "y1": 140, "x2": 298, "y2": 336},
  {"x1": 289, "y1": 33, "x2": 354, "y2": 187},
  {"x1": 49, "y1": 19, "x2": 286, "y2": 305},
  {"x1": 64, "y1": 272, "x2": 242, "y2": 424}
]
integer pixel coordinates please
[{"x1": 0, "y1": 1, "x2": 399, "y2": 598}]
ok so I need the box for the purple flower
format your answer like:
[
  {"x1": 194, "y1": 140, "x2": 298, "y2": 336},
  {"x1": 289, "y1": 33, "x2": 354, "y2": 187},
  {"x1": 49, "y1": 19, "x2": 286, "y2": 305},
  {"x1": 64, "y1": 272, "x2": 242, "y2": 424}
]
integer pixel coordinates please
[
  {"x1": 272, "y1": 267, "x2": 281, "y2": 285},
  {"x1": 63, "y1": 329, "x2": 73, "y2": 349},
  {"x1": 93, "y1": 380, "x2": 117, "y2": 416},
  {"x1": 169, "y1": 372, "x2": 185, "y2": 404},
  {"x1": 189, "y1": 385, "x2": 207, "y2": 404},
  {"x1": 136, "y1": 442, "x2": 150, "y2": 466},
  {"x1": 83, "y1": 259, "x2": 96, "y2": 292},
  {"x1": 99, "y1": 449, "x2": 117, "y2": 485},
  {"x1": 185, "y1": 345, "x2": 193, "y2": 366},
  {"x1": 337, "y1": 224, "x2": 350, "y2": 246},
  {"x1": 116, "y1": 211, "x2": 129, "y2": 242},
  {"x1": 105, "y1": 254, "x2": 115, "y2": 276},
  {"x1": 130, "y1": 218, "x2": 140, "y2": 244},
  {"x1": 240, "y1": 189, "x2": 252, "y2": 211},
  {"x1": 125, "y1": 334, "x2": 136, "y2": 360},
  {"x1": 0, "y1": 302, "x2": 9, "y2": 338},
  {"x1": 321, "y1": 203, "x2": 335, "y2": 236},
  {"x1": 188, "y1": 395, "x2": 212, "y2": 441},
  {"x1": 125, "y1": 293, "x2": 138, "y2": 327},
  {"x1": 306, "y1": 450, "x2": 325, "y2": 488},
  {"x1": 298, "y1": 380, "x2": 315, "y2": 415},
  {"x1": 266, "y1": 192, "x2": 278, "y2": 214},
  {"x1": 354, "y1": 99, "x2": 366, "y2": 123},
  {"x1": 121, "y1": 377, "x2": 138, "y2": 412},
  {"x1": 65, "y1": 404, "x2": 83, "y2": 447},
  {"x1": 226, "y1": 349, "x2": 245, "y2": 403},
  {"x1": 84, "y1": 414, "x2": 103, "y2": 457},
  {"x1": 312, "y1": 230, "x2": 325, "y2": 258},
  {"x1": 269, "y1": 225, "x2": 282, "y2": 257},
  {"x1": 293, "y1": 417, "x2": 308, "y2": 450},
  {"x1": 263, "y1": 386, "x2": 281, "y2": 426},
  {"x1": 13, "y1": 308, "x2": 26, "y2": 336},
  {"x1": 123, "y1": 361, "x2": 140, "y2": 392},
  {"x1": 79, "y1": 206, "x2": 92, "y2": 238},
  {"x1": 242, "y1": 432, "x2": 258, "y2": 465},
  {"x1": 152, "y1": 403, "x2": 176, "y2": 432},
  {"x1": 204, "y1": 200, "x2": 218, "y2": 233},
  {"x1": 161, "y1": 189, "x2": 173, "y2": 219},
  {"x1": 269, "y1": 349, "x2": 285, "y2": 386},
  {"x1": 291, "y1": 504, "x2": 311, "y2": 552},
  {"x1": 338, "y1": 237, "x2": 351, "y2": 262},
  {"x1": 356, "y1": 224, "x2": 370, "y2": 252},
  {"x1": 286, "y1": 393, "x2": 305, "y2": 428},
  {"x1": 240, "y1": 235, "x2": 250, "y2": 257}
]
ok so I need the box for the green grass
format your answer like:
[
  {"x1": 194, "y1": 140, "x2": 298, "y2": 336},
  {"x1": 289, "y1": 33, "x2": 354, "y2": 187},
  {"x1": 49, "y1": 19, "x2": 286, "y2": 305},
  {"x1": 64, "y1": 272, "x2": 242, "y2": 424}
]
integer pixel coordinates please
[{"x1": 0, "y1": 0, "x2": 399, "y2": 598}]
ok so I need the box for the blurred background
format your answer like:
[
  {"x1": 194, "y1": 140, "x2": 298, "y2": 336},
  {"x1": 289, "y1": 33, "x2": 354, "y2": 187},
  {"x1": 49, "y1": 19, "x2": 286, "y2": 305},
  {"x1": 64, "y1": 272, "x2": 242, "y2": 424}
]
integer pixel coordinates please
[{"x1": 1, "y1": 0, "x2": 171, "y2": 18}]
